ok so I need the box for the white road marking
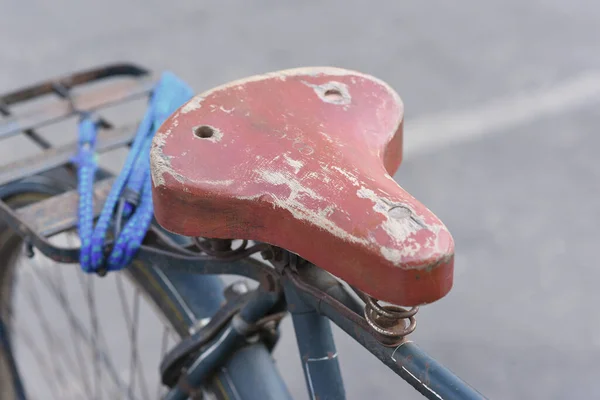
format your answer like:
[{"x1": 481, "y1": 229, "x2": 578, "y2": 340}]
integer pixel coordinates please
[{"x1": 403, "y1": 71, "x2": 600, "y2": 157}]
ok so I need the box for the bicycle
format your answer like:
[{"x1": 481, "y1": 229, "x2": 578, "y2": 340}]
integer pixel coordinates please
[{"x1": 0, "y1": 63, "x2": 485, "y2": 399}]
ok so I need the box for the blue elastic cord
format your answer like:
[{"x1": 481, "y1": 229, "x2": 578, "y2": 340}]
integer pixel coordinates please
[
  {"x1": 76, "y1": 117, "x2": 99, "y2": 272},
  {"x1": 76, "y1": 71, "x2": 194, "y2": 273}
]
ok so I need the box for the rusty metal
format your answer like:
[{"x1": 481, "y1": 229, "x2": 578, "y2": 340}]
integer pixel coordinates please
[
  {"x1": 363, "y1": 296, "x2": 418, "y2": 346},
  {"x1": 0, "y1": 187, "x2": 79, "y2": 262},
  {"x1": 0, "y1": 78, "x2": 152, "y2": 139},
  {"x1": 0, "y1": 64, "x2": 149, "y2": 117},
  {"x1": 0, "y1": 123, "x2": 136, "y2": 187},
  {"x1": 0, "y1": 64, "x2": 148, "y2": 106},
  {"x1": 275, "y1": 255, "x2": 417, "y2": 346},
  {"x1": 348, "y1": 284, "x2": 418, "y2": 345},
  {"x1": 0, "y1": 62, "x2": 153, "y2": 254},
  {"x1": 0, "y1": 182, "x2": 279, "y2": 281},
  {"x1": 15, "y1": 178, "x2": 114, "y2": 236},
  {"x1": 283, "y1": 263, "x2": 384, "y2": 338},
  {"x1": 0, "y1": 63, "x2": 151, "y2": 142},
  {"x1": 0, "y1": 99, "x2": 52, "y2": 149},
  {"x1": 282, "y1": 262, "x2": 485, "y2": 400},
  {"x1": 0, "y1": 63, "x2": 154, "y2": 261},
  {"x1": 266, "y1": 248, "x2": 411, "y2": 345}
]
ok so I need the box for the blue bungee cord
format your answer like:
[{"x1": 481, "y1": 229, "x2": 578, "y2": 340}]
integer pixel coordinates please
[{"x1": 75, "y1": 71, "x2": 193, "y2": 274}]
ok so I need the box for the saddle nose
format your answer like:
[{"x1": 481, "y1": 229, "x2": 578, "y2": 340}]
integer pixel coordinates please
[{"x1": 150, "y1": 67, "x2": 454, "y2": 306}]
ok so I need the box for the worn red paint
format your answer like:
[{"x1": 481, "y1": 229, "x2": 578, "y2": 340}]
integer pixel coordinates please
[{"x1": 150, "y1": 67, "x2": 454, "y2": 306}]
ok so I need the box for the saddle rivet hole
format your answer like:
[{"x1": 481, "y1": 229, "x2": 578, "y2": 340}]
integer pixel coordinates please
[
  {"x1": 193, "y1": 125, "x2": 215, "y2": 138},
  {"x1": 304, "y1": 80, "x2": 351, "y2": 105},
  {"x1": 324, "y1": 88, "x2": 343, "y2": 100}
]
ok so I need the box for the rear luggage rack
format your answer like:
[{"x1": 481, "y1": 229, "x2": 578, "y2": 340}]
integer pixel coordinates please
[
  {"x1": 0, "y1": 63, "x2": 154, "y2": 187},
  {"x1": 0, "y1": 63, "x2": 155, "y2": 260}
]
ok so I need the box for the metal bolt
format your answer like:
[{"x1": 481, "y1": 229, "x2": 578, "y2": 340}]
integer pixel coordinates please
[
  {"x1": 260, "y1": 249, "x2": 272, "y2": 260},
  {"x1": 231, "y1": 281, "x2": 249, "y2": 295}
]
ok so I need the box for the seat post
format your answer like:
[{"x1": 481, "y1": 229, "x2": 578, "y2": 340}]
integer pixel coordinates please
[{"x1": 283, "y1": 278, "x2": 346, "y2": 400}]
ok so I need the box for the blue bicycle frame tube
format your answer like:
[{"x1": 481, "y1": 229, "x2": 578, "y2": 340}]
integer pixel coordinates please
[{"x1": 283, "y1": 279, "x2": 346, "y2": 400}]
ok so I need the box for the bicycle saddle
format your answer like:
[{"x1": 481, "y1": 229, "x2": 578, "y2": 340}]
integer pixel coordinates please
[{"x1": 150, "y1": 67, "x2": 454, "y2": 306}]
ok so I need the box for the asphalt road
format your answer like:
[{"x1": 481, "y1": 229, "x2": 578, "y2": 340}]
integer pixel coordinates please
[{"x1": 2, "y1": 1, "x2": 600, "y2": 399}]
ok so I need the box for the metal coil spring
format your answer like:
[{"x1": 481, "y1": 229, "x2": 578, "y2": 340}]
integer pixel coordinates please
[{"x1": 363, "y1": 296, "x2": 418, "y2": 346}]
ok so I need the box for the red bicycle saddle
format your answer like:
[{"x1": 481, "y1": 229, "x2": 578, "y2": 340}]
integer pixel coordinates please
[{"x1": 150, "y1": 67, "x2": 454, "y2": 306}]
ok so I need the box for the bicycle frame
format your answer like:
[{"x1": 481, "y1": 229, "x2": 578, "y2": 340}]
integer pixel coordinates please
[
  {"x1": 282, "y1": 265, "x2": 483, "y2": 400},
  {"x1": 0, "y1": 64, "x2": 486, "y2": 399}
]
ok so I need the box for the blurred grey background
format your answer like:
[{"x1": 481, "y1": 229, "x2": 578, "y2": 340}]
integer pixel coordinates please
[{"x1": 2, "y1": 1, "x2": 600, "y2": 399}]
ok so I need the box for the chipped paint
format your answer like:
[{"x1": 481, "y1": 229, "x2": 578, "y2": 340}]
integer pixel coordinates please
[
  {"x1": 175, "y1": 67, "x2": 403, "y2": 117},
  {"x1": 150, "y1": 128, "x2": 186, "y2": 186},
  {"x1": 235, "y1": 193, "x2": 264, "y2": 201},
  {"x1": 357, "y1": 187, "x2": 421, "y2": 237},
  {"x1": 331, "y1": 166, "x2": 360, "y2": 186},
  {"x1": 304, "y1": 171, "x2": 329, "y2": 183},
  {"x1": 252, "y1": 170, "x2": 443, "y2": 269},
  {"x1": 318, "y1": 131, "x2": 334, "y2": 143},
  {"x1": 200, "y1": 179, "x2": 235, "y2": 186},
  {"x1": 219, "y1": 106, "x2": 235, "y2": 113},
  {"x1": 381, "y1": 247, "x2": 406, "y2": 264},
  {"x1": 152, "y1": 121, "x2": 226, "y2": 186},
  {"x1": 181, "y1": 95, "x2": 204, "y2": 114},
  {"x1": 318, "y1": 205, "x2": 335, "y2": 218},
  {"x1": 255, "y1": 169, "x2": 369, "y2": 246},
  {"x1": 357, "y1": 186, "x2": 444, "y2": 261},
  {"x1": 257, "y1": 170, "x2": 323, "y2": 202},
  {"x1": 283, "y1": 153, "x2": 303, "y2": 174}
]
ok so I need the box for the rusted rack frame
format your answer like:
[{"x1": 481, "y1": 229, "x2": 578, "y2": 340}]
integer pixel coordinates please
[
  {"x1": 0, "y1": 63, "x2": 154, "y2": 246},
  {"x1": 0, "y1": 63, "x2": 153, "y2": 187}
]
